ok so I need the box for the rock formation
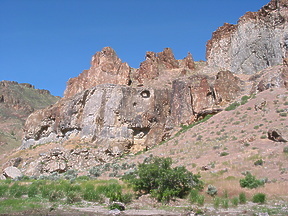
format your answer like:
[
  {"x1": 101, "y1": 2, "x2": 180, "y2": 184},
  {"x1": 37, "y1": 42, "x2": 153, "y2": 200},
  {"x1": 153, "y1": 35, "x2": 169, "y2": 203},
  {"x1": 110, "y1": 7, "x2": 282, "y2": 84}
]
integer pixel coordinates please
[
  {"x1": 206, "y1": 0, "x2": 288, "y2": 75},
  {"x1": 0, "y1": 81, "x2": 59, "y2": 158},
  {"x1": 13, "y1": 0, "x2": 288, "y2": 176},
  {"x1": 64, "y1": 47, "x2": 131, "y2": 98},
  {"x1": 21, "y1": 52, "x2": 243, "y2": 155}
]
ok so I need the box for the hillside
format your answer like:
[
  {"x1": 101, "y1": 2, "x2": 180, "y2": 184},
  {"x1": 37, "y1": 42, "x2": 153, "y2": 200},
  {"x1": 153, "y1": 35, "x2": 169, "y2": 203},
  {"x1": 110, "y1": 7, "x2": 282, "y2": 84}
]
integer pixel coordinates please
[{"x1": 0, "y1": 81, "x2": 59, "y2": 159}]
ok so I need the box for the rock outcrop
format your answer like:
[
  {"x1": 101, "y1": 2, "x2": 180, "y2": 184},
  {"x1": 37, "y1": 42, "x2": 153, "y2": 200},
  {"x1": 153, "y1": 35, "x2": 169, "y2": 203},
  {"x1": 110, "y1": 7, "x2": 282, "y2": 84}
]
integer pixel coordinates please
[
  {"x1": 22, "y1": 65, "x2": 243, "y2": 154},
  {"x1": 135, "y1": 48, "x2": 194, "y2": 84},
  {"x1": 0, "y1": 81, "x2": 59, "y2": 158},
  {"x1": 64, "y1": 47, "x2": 131, "y2": 98},
  {"x1": 206, "y1": 0, "x2": 288, "y2": 75}
]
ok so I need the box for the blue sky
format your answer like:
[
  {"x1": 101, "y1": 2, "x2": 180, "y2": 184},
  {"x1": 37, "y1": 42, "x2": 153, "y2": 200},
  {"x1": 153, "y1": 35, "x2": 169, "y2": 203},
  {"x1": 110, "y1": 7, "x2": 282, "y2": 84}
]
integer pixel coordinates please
[{"x1": 0, "y1": 0, "x2": 269, "y2": 96}]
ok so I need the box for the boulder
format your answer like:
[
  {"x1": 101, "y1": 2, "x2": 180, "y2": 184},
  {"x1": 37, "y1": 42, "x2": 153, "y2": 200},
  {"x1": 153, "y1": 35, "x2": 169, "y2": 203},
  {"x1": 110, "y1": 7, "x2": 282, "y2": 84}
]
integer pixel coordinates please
[
  {"x1": 268, "y1": 129, "x2": 287, "y2": 142},
  {"x1": 3, "y1": 166, "x2": 23, "y2": 179}
]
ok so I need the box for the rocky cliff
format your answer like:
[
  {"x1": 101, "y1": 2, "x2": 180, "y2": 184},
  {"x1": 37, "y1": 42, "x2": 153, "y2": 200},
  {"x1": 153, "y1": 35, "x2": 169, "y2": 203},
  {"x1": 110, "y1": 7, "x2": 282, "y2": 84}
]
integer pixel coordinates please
[
  {"x1": 15, "y1": 0, "x2": 288, "y2": 175},
  {"x1": 206, "y1": 0, "x2": 288, "y2": 75},
  {"x1": 22, "y1": 47, "x2": 245, "y2": 155},
  {"x1": 0, "y1": 81, "x2": 59, "y2": 157}
]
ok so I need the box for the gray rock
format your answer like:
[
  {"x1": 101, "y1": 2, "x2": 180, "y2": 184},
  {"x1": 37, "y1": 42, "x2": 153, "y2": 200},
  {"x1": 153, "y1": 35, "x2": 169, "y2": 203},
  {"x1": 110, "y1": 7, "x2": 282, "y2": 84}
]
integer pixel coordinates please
[
  {"x1": 3, "y1": 166, "x2": 23, "y2": 179},
  {"x1": 206, "y1": 1, "x2": 288, "y2": 75}
]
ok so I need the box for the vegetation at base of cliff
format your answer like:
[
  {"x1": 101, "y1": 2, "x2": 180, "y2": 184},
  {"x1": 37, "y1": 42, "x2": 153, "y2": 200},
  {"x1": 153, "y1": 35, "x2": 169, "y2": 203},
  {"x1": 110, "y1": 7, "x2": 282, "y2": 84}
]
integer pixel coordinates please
[
  {"x1": 174, "y1": 114, "x2": 213, "y2": 138},
  {"x1": 0, "y1": 178, "x2": 133, "y2": 214},
  {"x1": 225, "y1": 95, "x2": 254, "y2": 111},
  {"x1": 122, "y1": 156, "x2": 204, "y2": 202}
]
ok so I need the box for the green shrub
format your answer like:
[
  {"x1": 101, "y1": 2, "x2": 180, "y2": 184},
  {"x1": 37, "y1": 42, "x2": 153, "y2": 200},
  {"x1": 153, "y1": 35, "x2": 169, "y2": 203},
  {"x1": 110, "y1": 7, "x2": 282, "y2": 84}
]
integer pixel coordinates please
[
  {"x1": 254, "y1": 159, "x2": 264, "y2": 166},
  {"x1": 225, "y1": 102, "x2": 240, "y2": 111},
  {"x1": 283, "y1": 146, "x2": 288, "y2": 153},
  {"x1": 96, "y1": 183, "x2": 122, "y2": 202},
  {"x1": 109, "y1": 202, "x2": 125, "y2": 211},
  {"x1": 252, "y1": 193, "x2": 266, "y2": 204},
  {"x1": 220, "y1": 152, "x2": 229, "y2": 157},
  {"x1": 89, "y1": 166, "x2": 102, "y2": 178},
  {"x1": 231, "y1": 197, "x2": 239, "y2": 206},
  {"x1": 221, "y1": 198, "x2": 229, "y2": 209},
  {"x1": 213, "y1": 197, "x2": 221, "y2": 209},
  {"x1": 196, "y1": 195, "x2": 205, "y2": 206},
  {"x1": 120, "y1": 193, "x2": 133, "y2": 204},
  {"x1": 239, "y1": 173, "x2": 265, "y2": 189},
  {"x1": 82, "y1": 183, "x2": 100, "y2": 201},
  {"x1": 239, "y1": 192, "x2": 246, "y2": 204},
  {"x1": 188, "y1": 189, "x2": 199, "y2": 204},
  {"x1": 241, "y1": 95, "x2": 250, "y2": 105},
  {"x1": 122, "y1": 156, "x2": 203, "y2": 202},
  {"x1": 64, "y1": 169, "x2": 78, "y2": 180},
  {"x1": 279, "y1": 113, "x2": 287, "y2": 117},
  {"x1": 206, "y1": 185, "x2": 217, "y2": 197}
]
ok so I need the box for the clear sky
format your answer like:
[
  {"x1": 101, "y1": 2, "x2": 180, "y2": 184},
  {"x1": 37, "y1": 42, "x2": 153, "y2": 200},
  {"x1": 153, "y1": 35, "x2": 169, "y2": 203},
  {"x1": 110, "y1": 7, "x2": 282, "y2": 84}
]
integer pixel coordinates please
[{"x1": 0, "y1": 0, "x2": 269, "y2": 97}]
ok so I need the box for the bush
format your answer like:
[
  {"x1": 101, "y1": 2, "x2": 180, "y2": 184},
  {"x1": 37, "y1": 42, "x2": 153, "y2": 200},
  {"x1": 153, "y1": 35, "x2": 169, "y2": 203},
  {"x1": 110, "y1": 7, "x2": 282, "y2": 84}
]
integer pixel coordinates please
[
  {"x1": 96, "y1": 183, "x2": 122, "y2": 202},
  {"x1": 196, "y1": 195, "x2": 205, "y2": 206},
  {"x1": 239, "y1": 192, "x2": 247, "y2": 204},
  {"x1": 213, "y1": 197, "x2": 221, "y2": 209},
  {"x1": 220, "y1": 152, "x2": 229, "y2": 157},
  {"x1": 82, "y1": 184, "x2": 100, "y2": 201},
  {"x1": 89, "y1": 166, "x2": 102, "y2": 178},
  {"x1": 252, "y1": 193, "x2": 266, "y2": 204},
  {"x1": 283, "y1": 146, "x2": 288, "y2": 153},
  {"x1": 254, "y1": 159, "x2": 264, "y2": 166},
  {"x1": 122, "y1": 156, "x2": 203, "y2": 202},
  {"x1": 239, "y1": 173, "x2": 265, "y2": 189},
  {"x1": 225, "y1": 102, "x2": 240, "y2": 111},
  {"x1": 231, "y1": 197, "x2": 239, "y2": 206},
  {"x1": 206, "y1": 185, "x2": 217, "y2": 196},
  {"x1": 221, "y1": 198, "x2": 229, "y2": 209},
  {"x1": 188, "y1": 189, "x2": 199, "y2": 204}
]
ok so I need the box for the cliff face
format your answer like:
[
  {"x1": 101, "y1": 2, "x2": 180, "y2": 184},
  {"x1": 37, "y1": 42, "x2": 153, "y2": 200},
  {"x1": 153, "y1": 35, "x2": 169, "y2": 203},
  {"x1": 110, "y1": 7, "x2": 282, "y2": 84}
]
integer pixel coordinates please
[
  {"x1": 17, "y1": 0, "x2": 288, "y2": 175},
  {"x1": 21, "y1": 45, "x2": 246, "y2": 154},
  {"x1": 206, "y1": 0, "x2": 288, "y2": 75}
]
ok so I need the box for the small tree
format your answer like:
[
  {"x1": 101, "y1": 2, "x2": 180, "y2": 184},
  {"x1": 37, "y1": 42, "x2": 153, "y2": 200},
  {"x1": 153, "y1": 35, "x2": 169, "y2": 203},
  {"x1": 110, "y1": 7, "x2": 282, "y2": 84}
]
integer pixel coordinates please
[
  {"x1": 122, "y1": 157, "x2": 203, "y2": 202},
  {"x1": 239, "y1": 172, "x2": 265, "y2": 189}
]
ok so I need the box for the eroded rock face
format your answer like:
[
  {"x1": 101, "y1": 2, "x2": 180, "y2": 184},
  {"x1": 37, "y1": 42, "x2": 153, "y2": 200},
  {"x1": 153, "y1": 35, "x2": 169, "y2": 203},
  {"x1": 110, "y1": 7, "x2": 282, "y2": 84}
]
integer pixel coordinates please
[
  {"x1": 135, "y1": 48, "x2": 194, "y2": 84},
  {"x1": 206, "y1": 0, "x2": 288, "y2": 75},
  {"x1": 22, "y1": 69, "x2": 244, "y2": 154},
  {"x1": 64, "y1": 47, "x2": 131, "y2": 98},
  {"x1": 23, "y1": 84, "x2": 171, "y2": 154}
]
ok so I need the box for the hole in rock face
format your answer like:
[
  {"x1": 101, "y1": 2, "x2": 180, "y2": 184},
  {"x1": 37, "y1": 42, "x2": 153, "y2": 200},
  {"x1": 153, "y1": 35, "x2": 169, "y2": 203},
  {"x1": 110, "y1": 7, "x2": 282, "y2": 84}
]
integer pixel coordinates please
[
  {"x1": 133, "y1": 102, "x2": 137, "y2": 107},
  {"x1": 132, "y1": 127, "x2": 150, "y2": 139},
  {"x1": 140, "y1": 90, "x2": 150, "y2": 98}
]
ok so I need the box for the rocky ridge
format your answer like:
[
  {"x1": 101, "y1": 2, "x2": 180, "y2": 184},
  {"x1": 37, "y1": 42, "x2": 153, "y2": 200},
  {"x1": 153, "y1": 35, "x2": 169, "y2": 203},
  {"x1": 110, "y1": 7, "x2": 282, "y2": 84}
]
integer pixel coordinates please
[{"x1": 0, "y1": 81, "x2": 59, "y2": 159}]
